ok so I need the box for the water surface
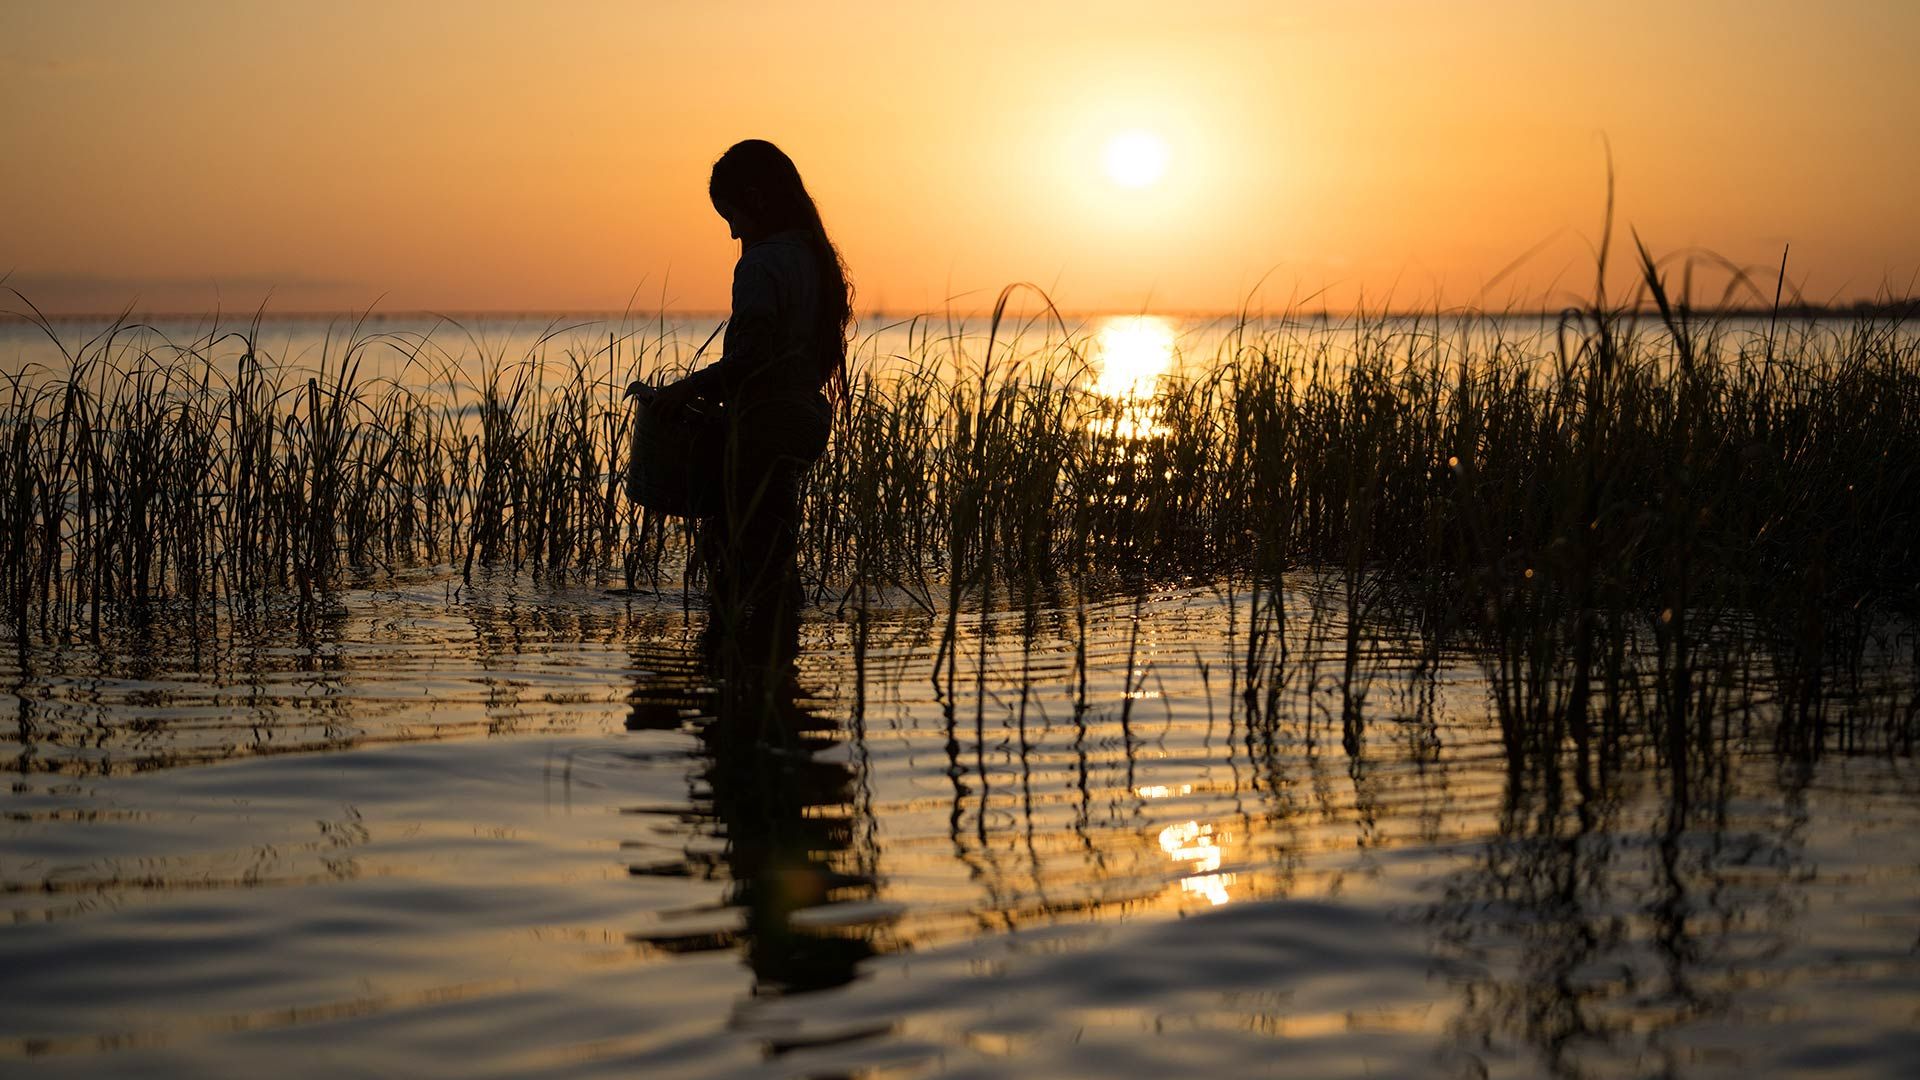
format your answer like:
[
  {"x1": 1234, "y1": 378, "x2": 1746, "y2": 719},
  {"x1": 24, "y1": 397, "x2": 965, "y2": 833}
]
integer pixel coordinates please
[{"x1": 5, "y1": 571, "x2": 1916, "y2": 1077}]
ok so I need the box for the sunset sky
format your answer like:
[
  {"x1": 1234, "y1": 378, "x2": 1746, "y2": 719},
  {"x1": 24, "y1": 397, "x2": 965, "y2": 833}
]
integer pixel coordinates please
[{"x1": 3, "y1": 0, "x2": 1916, "y2": 316}]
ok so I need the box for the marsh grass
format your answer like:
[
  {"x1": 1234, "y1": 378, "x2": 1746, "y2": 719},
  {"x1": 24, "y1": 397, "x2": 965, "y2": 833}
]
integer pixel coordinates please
[{"x1": 4, "y1": 248, "x2": 1918, "y2": 773}]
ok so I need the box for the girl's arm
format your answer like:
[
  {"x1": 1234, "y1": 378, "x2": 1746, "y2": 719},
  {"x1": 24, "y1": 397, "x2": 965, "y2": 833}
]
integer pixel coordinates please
[{"x1": 678, "y1": 255, "x2": 780, "y2": 401}]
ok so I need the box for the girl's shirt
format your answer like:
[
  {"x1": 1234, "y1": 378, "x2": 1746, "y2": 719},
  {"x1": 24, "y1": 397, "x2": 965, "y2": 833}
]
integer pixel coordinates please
[{"x1": 682, "y1": 227, "x2": 833, "y2": 459}]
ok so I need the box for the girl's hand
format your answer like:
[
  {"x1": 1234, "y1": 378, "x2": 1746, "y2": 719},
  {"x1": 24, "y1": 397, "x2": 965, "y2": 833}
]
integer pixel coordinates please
[{"x1": 650, "y1": 378, "x2": 698, "y2": 415}]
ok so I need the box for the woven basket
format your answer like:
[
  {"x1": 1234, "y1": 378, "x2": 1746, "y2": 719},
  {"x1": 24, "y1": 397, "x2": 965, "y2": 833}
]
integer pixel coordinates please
[{"x1": 626, "y1": 397, "x2": 722, "y2": 517}]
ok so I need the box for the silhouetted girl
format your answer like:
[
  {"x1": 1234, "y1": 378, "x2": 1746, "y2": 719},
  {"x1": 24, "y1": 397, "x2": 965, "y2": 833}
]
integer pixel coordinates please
[{"x1": 645, "y1": 140, "x2": 852, "y2": 665}]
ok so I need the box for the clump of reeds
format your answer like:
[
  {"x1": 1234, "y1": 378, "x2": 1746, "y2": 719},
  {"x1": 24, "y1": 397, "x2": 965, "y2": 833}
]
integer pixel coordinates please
[{"x1": 0, "y1": 298, "x2": 708, "y2": 653}]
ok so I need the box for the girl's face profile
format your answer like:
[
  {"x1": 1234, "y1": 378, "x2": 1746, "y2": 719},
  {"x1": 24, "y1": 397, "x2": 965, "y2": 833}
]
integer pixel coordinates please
[{"x1": 712, "y1": 196, "x2": 757, "y2": 242}]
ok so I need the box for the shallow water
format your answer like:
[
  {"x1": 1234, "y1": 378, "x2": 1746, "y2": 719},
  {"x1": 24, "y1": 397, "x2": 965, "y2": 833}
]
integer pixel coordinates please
[{"x1": 4, "y1": 573, "x2": 1917, "y2": 1077}]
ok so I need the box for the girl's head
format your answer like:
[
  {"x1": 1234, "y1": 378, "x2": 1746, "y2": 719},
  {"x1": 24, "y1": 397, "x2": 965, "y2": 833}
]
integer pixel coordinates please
[{"x1": 709, "y1": 140, "x2": 853, "y2": 402}]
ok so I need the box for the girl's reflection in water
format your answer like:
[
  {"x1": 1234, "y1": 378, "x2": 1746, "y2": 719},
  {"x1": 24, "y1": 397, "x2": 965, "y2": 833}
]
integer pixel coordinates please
[{"x1": 627, "y1": 649, "x2": 879, "y2": 998}]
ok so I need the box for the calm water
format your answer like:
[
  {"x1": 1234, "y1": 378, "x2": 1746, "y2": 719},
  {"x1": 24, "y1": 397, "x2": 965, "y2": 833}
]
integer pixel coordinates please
[{"x1": 3, "y1": 566, "x2": 1917, "y2": 1078}]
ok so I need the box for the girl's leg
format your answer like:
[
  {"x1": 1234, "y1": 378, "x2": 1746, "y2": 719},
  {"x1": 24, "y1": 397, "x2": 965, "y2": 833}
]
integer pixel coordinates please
[
  {"x1": 696, "y1": 514, "x2": 730, "y2": 660},
  {"x1": 731, "y1": 457, "x2": 803, "y2": 668}
]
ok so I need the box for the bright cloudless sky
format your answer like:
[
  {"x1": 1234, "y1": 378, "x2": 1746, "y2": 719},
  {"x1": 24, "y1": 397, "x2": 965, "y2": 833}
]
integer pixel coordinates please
[{"x1": 2, "y1": 0, "x2": 1916, "y2": 315}]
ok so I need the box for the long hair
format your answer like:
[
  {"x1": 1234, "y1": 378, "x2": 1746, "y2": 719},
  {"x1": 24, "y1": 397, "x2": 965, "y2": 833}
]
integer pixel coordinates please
[{"x1": 708, "y1": 139, "x2": 853, "y2": 407}]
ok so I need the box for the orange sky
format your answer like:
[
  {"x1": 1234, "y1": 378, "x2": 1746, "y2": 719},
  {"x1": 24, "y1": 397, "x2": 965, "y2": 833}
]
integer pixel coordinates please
[{"x1": 3, "y1": 0, "x2": 1916, "y2": 316}]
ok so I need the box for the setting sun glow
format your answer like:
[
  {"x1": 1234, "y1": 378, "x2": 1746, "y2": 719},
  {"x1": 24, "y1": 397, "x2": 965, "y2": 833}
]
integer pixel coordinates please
[
  {"x1": 1101, "y1": 130, "x2": 1170, "y2": 190},
  {"x1": 2, "y1": 3, "x2": 1913, "y2": 315}
]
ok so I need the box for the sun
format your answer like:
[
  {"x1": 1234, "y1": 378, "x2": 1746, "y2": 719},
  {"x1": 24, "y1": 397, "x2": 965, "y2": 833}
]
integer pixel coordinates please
[{"x1": 1102, "y1": 129, "x2": 1169, "y2": 189}]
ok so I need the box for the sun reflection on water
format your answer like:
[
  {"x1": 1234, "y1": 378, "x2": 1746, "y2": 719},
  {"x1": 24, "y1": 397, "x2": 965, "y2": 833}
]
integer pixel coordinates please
[
  {"x1": 1090, "y1": 315, "x2": 1176, "y2": 440},
  {"x1": 1158, "y1": 820, "x2": 1236, "y2": 906},
  {"x1": 1137, "y1": 781, "x2": 1237, "y2": 907},
  {"x1": 1092, "y1": 315, "x2": 1176, "y2": 399}
]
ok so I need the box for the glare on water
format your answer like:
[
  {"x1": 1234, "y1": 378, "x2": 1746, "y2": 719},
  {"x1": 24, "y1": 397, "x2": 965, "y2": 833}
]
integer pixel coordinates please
[
  {"x1": 1090, "y1": 314, "x2": 1177, "y2": 439},
  {"x1": 1092, "y1": 315, "x2": 1176, "y2": 399},
  {"x1": 1158, "y1": 820, "x2": 1237, "y2": 907}
]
